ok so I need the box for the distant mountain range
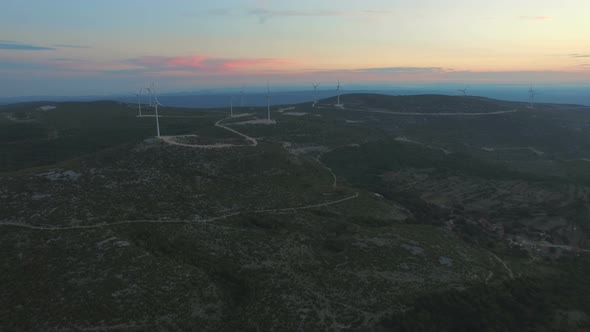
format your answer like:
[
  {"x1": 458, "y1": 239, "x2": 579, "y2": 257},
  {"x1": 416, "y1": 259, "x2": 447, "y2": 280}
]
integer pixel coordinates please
[{"x1": 1, "y1": 85, "x2": 589, "y2": 108}]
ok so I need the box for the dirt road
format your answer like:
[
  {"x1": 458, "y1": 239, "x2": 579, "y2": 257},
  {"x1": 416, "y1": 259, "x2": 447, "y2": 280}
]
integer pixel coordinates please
[
  {"x1": 159, "y1": 116, "x2": 258, "y2": 149},
  {"x1": 0, "y1": 193, "x2": 359, "y2": 231}
]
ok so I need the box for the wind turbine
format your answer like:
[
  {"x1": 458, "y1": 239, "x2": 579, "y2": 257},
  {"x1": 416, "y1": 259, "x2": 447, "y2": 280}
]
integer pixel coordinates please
[
  {"x1": 151, "y1": 84, "x2": 162, "y2": 137},
  {"x1": 457, "y1": 87, "x2": 467, "y2": 96},
  {"x1": 146, "y1": 84, "x2": 154, "y2": 107},
  {"x1": 528, "y1": 85, "x2": 542, "y2": 109},
  {"x1": 135, "y1": 88, "x2": 143, "y2": 117},
  {"x1": 312, "y1": 83, "x2": 320, "y2": 104},
  {"x1": 266, "y1": 81, "x2": 271, "y2": 122},
  {"x1": 336, "y1": 80, "x2": 343, "y2": 107}
]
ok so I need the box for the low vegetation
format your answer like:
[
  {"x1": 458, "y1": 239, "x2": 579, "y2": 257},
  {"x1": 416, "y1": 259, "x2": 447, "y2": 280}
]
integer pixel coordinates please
[{"x1": 1, "y1": 94, "x2": 589, "y2": 330}]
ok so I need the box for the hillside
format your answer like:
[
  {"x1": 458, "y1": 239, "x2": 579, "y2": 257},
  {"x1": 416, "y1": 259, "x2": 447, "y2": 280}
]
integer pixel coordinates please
[
  {"x1": 1, "y1": 94, "x2": 590, "y2": 330},
  {"x1": 322, "y1": 93, "x2": 516, "y2": 114}
]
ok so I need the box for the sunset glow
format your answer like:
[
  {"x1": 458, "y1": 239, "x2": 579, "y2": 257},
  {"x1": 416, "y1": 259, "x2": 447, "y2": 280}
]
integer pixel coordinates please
[{"x1": 1, "y1": 0, "x2": 589, "y2": 96}]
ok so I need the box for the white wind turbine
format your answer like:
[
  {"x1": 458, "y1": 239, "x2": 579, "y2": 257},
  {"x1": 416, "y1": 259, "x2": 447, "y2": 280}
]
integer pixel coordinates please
[
  {"x1": 146, "y1": 85, "x2": 154, "y2": 108},
  {"x1": 528, "y1": 85, "x2": 542, "y2": 109},
  {"x1": 335, "y1": 80, "x2": 343, "y2": 107},
  {"x1": 149, "y1": 83, "x2": 163, "y2": 137},
  {"x1": 135, "y1": 88, "x2": 143, "y2": 117},
  {"x1": 312, "y1": 83, "x2": 320, "y2": 104},
  {"x1": 457, "y1": 87, "x2": 467, "y2": 96}
]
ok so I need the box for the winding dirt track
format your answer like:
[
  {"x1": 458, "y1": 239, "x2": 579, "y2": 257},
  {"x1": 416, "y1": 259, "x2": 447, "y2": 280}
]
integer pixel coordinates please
[
  {"x1": 1, "y1": 112, "x2": 361, "y2": 231},
  {"x1": 519, "y1": 239, "x2": 590, "y2": 253},
  {"x1": 214, "y1": 116, "x2": 258, "y2": 146},
  {"x1": 159, "y1": 116, "x2": 258, "y2": 149},
  {"x1": 0, "y1": 193, "x2": 359, "y2": 231},
  {"x1": 315, "y1": 150, "x2": 338, "y2": 188},
  {"x1": 491, "y1": 252, "x2": 515, "y2": 279}
]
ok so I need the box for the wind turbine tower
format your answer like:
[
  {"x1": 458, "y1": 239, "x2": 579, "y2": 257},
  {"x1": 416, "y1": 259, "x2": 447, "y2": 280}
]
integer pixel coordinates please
[
  {"x1": 146, "y1": 84, "x2": 154, "y2": 107},
  {"x1": 136, "y1": 88, "x2": 143, "y2": 117},
  {"x1": 458, "y1": 87, "x2": 467, "y2": 96},
  {"x1": 151, "y1": 84, "x2": 162, "y2": 138},
  {"x1": 312, "y1": 83, "x2": 320, "y2": 103},
  {"x1": 266, "y1": 81, "x2": 271, "y2": 122},
  {"x1": 528, "y1": 86, "x2": 541, "y2": 109},
  {"x1": 335, "y1": 80, "x2": 344, "y2": 108}
]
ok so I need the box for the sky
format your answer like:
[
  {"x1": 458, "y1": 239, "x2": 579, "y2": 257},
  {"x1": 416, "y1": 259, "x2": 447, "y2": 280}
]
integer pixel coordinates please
[{"x1": 0, "y1": 0, "x2": 589, "y2": 97}]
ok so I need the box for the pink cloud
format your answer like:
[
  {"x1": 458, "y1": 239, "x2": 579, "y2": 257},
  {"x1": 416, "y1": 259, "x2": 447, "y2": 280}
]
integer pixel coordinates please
[
  {"x1": 222, "y1": 58, "x2": 294, "y2": 70},
  {"x1": 129, "y1": 55, "x2": 296, "y2": 74}
]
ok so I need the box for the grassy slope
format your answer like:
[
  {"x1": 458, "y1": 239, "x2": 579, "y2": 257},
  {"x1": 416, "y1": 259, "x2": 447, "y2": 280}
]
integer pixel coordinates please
[{"x1": 0, "y1": 101, "x2": 224, "y2": 172}]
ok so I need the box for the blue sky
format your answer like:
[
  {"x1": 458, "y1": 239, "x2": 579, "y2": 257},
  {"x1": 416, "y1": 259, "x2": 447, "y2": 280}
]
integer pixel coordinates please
[{"x1": 0, "y1": 0, "x2": 589, "y2": 97}]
